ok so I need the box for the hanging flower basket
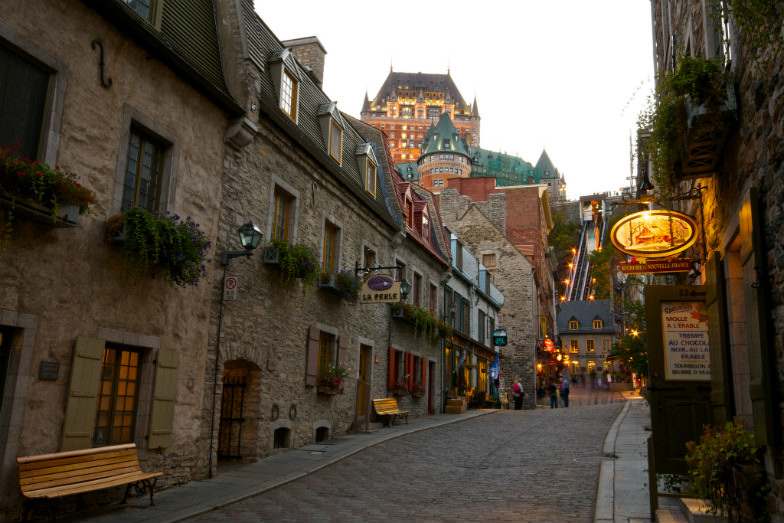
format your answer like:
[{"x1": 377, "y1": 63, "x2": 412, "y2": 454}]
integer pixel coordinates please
[{"x1": 265, "y1": 238, "x2": 320, "y2": 293}]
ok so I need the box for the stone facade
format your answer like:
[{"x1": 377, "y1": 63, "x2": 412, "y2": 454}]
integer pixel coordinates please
[
  {"x1": 649, "y1": 1, "x2": 784, "y2": 518},
  {"x1": 0, "y1": 0, "x2": 241, "y2": 518},
  {"x1": 439, "y1": 189, "x2": 537, "y2": 408}
]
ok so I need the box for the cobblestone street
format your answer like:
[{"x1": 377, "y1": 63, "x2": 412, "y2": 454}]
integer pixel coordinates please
[{"x1": 185, "y1": 390, "x2": 626, "y2": 523}]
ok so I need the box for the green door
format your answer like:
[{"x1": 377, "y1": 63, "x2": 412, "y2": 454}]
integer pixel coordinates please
[{"x1": 646, "y1": 285, "x2": 712, "y2": 474}]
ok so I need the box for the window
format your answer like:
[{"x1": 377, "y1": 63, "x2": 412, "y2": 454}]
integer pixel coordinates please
[
  {"x1": 478, "y1": 310, "x2": 487, "y2": 345},
  {"x1": 122, "y1": 128, "x2": 164, "y2": 211},
  {"x1": 593, "y1": 319, "x2": 603, "y2": 329},
  {"x1": 413, "y1": 272, "x2": 422, "y2": 306},
  {"x1": 317, "y1": 330, "x2": 336, "y2": 381},
  {"x1": 123, "y1": 0, "x2": 155, "y2": 20},
  {"x1": 570, "y1": 340, "x2": 579, "y2": 353},
  {"x1": 429, "y1": 283, "x2": 437, "y2": 313},
  {"x1": 459, "y1": 296, "x2": 470, "y2": 334},
  {"x1": 363, "y1": 246, "x2": 376, "y2": 271},
  {"x1": 272, "y1": 187, "x2": 294, "y2": 241},
  {"x1": 482, "y1": 253, "x2": 496, "y2": 268},
  {"x1": 586, "y1": 339, "x2": 596, "y2": 353},
  {"x1": 280, "y1": 69, "x2": 298, "y2": 120},
  {"x1": 94, "y1": 345, "x2": 141, "y2": 445},
  {"x1": 329, "y1": 119, "x2": 342, "y2": 164},
  {"x1": 602, "y1": 339, "x2": 611, "y2": 354},
  {"x1": 422, "y1": 214, "x2": 430, "y2": 242},
  {"x1": 0, "y1": 44, "x2": 51, "y2": 160},
  {"x1": 365, "y1": 159, "x2": 376, "y2": 196},
  {"x1": 569, "y1": 320, "x2": 579, "y2": 330},
  {"x1": 322, "y1": 221, "x2": 340, "y2": 272},
  {"x1": 396, "y1": 260, "x2": 406, "y2": 283}
]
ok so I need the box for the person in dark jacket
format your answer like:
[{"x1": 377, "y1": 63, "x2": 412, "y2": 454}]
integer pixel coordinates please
[{"x1": 548, "y1": 378, "x2": 558, "y2": 408}]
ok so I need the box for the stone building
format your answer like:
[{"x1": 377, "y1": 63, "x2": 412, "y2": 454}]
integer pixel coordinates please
[
  {"x1": 204, "y1": 0, "x2": 454, "y2": 480},
  {"x1": 360, "y1": 70, "x2": 480, "y2": 163},
  {"x1": 555, "y1": 300, "x2": 616, "y2": 379},
  {"x1": 438, "y1": 189, "x2": 537, "y2": 408},
  {"x1": 0, "y1": 0, "x2": 242, "y2": 517},
  {"x1": 646, "y1": 0, "x2": 784, "y2": 517}
]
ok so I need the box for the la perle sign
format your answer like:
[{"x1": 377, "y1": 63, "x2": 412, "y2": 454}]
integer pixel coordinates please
[
  {"x1": 610, "y1": 210, "x2": 698, "y2": 258},
  {"x1": 360, "y1": 274, "x2": 401, "y2": 304}
]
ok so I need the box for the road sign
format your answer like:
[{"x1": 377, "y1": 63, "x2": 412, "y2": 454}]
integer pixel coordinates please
[{"x1": 223, "y1": 276, "x2": 237, "y2": 301}]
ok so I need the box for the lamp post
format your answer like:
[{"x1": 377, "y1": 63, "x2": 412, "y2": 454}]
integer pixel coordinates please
[{"x1": 208, "y1": 221, "x2": 262, "y2": 478}]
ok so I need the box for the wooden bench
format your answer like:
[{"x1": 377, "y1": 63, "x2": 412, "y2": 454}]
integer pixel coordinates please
[
  {"x1": 17, "y1": 443, "x2": 161, "y2": 521},
  {"x1": 373, "y1": 397, "x2": 409, "y2": 426}
]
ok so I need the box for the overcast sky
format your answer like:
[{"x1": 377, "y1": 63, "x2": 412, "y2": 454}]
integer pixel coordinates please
[{"x1": 255, "y1": 1, "x2": 655, "y2": 201}]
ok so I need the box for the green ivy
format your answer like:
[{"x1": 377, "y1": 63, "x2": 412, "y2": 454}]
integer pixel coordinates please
[{"x1": 269, "y1": 238, "x2": 321, "y2": 293}]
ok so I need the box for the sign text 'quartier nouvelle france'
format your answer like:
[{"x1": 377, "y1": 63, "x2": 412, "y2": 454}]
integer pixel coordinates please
[
  {"x1": 360, "y1": 274, "x2": 401, "y2": 304},
  {"x1": 661, "y1": 301, "x2": 710, "y2": 381}
]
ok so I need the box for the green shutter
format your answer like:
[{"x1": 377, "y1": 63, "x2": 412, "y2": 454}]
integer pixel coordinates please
[
  {"x1": 148, "y1": 348, "x2": 178, "y2": 449},
  {"x1": 61, "y1": 336, "x2": 104, "y2": 451},
  {"x1": 739, "y1": 188, "x2": 776, "y2": 446},
  {"x1": 705, "y1": 252, "x2": 734, "y2": 425}
]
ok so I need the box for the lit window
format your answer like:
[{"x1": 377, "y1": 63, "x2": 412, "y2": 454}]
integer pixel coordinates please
[
  {"x1": 280, "y1": 69, "x2": 298, "y2": 120},
  {"x1": 587, "y1": 339, "x2": 596, "y2": 352},
  {"x1": 569, "y1": 320, "x2": 578, "y2": 330},
  {"x1": 94, "y1": 345, "x2": 141, "y2": 445},
  {"x1": 593, "y1": 319, "x2": 603, "y2": 329},
  {"x1": 570, "y1": 340, "x2": 579, "y2": 353}
]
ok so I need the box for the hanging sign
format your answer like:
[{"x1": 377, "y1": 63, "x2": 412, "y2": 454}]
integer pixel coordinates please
[
  {"x1": 542, "y1": 338, "x2": 555, "y2": 352},
  {"x1": 619, "y1": 258, "x2": 692, "y2": 274},
  {"x1": 610, "y1": 210, "x2": 698, "y2": 258},
  {"x1": 492, "y1": 329, "x2": 507, "y2": 346},
  {"x1": 360, "y1": 274, "x2": 401, "y2": 304}
]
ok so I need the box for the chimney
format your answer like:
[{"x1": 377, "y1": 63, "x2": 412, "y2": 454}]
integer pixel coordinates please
[{"x1": 280, "y1": 36, "x2": 327, "y2": 88}]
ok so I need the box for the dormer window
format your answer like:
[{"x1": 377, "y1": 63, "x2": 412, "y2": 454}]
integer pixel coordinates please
[
  {"x1": 329, "y1": 120, "x2": 342, "y2": 163},
  {"x1": 593, "y1": 319, "x2": 603, "y2": 329},
  {"x1": 318, "y1": 102, "x2": 344, "y2": 165},
  {"x1": 422, "y1": 214, "x2": 430, "y2": 242},
  {"x1": 269, "y1": 50, "x2": 300, "y2": 123},
  {"x1": 569, "y1": 320, "x2": 579, "y2": 330},
  {"x1": 355, "y1": 143, "x2": 378, "y2": 197}
]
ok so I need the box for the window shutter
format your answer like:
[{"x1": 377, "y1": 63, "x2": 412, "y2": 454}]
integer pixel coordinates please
[
  {"x1": 61, "y1": 336, "x2": 104, "y2": 451},
  {"x1": 148, "y1": 348, "x2": 178, "y2": 449},
  {"x1": 407, "y1": 353, "x2": 414, "y2": 389},
  {"x1": 388, "y1": 347, "x2": 396, "y2": 390},
  {"x1": 705, "y1": 252, "x2": 734, "y2": 425},
  {"x1": 338, "y1": 335, "x2": 348, "y2": 369},
  {"x1": 306, "y1": 326, "x2": 319, "y2": 386},
  {"x1": 739, "y1": 188, "x2": 777, "y2": 445},
  {"x1": 421, "y1": 358, "x2": 427, "y2": 386}
]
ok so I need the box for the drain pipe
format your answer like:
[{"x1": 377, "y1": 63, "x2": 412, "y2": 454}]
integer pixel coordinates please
[{"x1": 208, "y1": 263, "x2": 228, "y2": 478}]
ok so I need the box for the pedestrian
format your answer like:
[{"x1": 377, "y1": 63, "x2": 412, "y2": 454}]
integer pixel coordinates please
[
  {"x1": 548, "y1": 378, "x2": 558, "y2": 408},
  {"x1": 512, "y1": 377, "x2": 524, "y2": 410},
  {"x1": 560, "y1": 376, "x2": 570, "y2": 407}
]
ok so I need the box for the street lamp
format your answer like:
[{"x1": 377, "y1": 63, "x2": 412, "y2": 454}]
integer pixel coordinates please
[{"x1": 209, "y1": 221, "x2": 262, "y2": 477}]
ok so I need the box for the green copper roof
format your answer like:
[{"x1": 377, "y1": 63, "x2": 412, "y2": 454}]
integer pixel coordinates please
[
  {"x1": 535, "y1": 149, "x2": 559, "y2": 179},
  {"x1": 420, "y1": 112, "x2": 471, "y2": 157}
]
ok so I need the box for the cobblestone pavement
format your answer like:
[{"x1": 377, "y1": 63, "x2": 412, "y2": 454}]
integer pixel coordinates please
[{"x1": 185, "y1": 391, "x2": 625, "y2": 523}]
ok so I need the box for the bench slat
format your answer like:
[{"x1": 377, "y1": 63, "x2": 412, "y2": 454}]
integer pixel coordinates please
[
  {"x1": 19, "y1": 454, "x2": 141, "y2": 479},
  {"x1": 20, "y1": 463, "x2": 146, "y2": 491},
  {"x1": 23, "y1": 471, "x2": 161, "y2": 499}
]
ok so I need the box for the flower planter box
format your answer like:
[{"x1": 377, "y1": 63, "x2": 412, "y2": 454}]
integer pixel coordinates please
[
  {"x1": 317, "y1": 385, "x2": 341, "y2": 395},
  {"x1": 0, "y1": 193, "x2": 78, "y2": 228},
  {"x1": 318, "y1": 273, "x2": 342, "y2": 296},
  {"x1": 680, "y1": 83, "x2": 737, "y2": 177}
]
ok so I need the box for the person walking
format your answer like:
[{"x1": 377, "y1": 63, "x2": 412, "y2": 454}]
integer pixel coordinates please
[
  {"x1": 512, "y1": 377, "x2": 524, "y2": 410},
  {"x1": 548, "y1": 378, "x2": 558, "y2": 408},
  {"x1": 560, "y1": 376, "x2": 570, "y2": 407}
]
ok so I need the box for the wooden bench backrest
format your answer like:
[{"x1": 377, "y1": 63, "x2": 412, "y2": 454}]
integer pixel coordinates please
[
  {"x1": 373, "y1": 398, "x2": 401, "y2": 414},
  {"x1": 17, "y1": 443, "x2": 144, "y2": 494}
]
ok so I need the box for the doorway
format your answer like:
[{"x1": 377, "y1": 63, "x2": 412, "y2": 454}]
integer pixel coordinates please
[{"x1": 355, "y1": 345, "x2": 372, "y2": 422}]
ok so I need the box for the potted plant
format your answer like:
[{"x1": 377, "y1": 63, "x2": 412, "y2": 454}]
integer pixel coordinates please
[
  {"x1": 265, "y1": 238, "x2": 320, "y2": 292},
  {"x1": 318, "y1": 269, "x2": 362, "y2": 304},
  {"x1": 411, "y1": 383, "x2": 425, "y2": 398},
  {"x1": 317, "y1": 364, "x2": 347, "y2": 395},
  {"x1": 1, "y1": 142, "x2": 95, "y2": 247},
  {"x1": 392, "y1": 378, "x2": 409, "y2": 396},
  {"x1": 685, "y1": 418, "x2": 770, "y2": 523},
  {"x1": 390, "y1": 302, "x2": 452, "y2": 342},
  {"x1": 638, "y1": 55, "x2": 736, "y2": 189},
  {"x1": 105, "y1": 206, "x2": 211, "y2": 287}
]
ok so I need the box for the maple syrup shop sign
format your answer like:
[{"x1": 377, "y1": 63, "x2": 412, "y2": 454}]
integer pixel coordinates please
[{"x1": 661, "y1": 301, "x2": 710, "y2": 381}]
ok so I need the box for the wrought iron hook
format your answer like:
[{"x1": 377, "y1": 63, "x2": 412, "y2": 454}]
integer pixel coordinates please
[{"x1": 91, "y1": 39, "x2": 113, "y2": 88}]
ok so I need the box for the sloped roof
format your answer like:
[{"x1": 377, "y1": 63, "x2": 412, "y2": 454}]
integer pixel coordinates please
[
  {"x1": 557, "y1": 300, "x2": 616, "y2": 334},
  {"x1": 535, "y1": 149, "x2": 560, "y2": 179},
  {"x1": 369, "y1": 71, "x2": 473, "y2": 114},
  {"x1": 421, "y1": 112, "x2": 471, "y2": 157}
]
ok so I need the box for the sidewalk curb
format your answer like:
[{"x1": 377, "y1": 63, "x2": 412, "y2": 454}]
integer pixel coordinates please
[{"x1": 594, "y1": 399, "x2": 632, "y2": 523}]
